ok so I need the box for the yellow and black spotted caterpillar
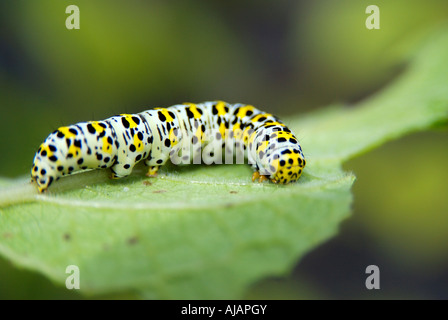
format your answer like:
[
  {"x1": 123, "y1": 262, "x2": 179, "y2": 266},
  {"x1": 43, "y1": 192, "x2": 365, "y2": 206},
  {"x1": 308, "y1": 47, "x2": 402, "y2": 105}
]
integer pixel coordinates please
[{"x1": 31, "y1": 101, "x2": 306, "y2": 192}]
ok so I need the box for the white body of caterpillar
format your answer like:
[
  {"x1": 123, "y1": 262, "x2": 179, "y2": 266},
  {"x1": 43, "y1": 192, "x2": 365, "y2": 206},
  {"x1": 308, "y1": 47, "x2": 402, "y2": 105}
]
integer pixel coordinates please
[{"x1": 31, "y1": 101, "x2": 305, "y2": 192}]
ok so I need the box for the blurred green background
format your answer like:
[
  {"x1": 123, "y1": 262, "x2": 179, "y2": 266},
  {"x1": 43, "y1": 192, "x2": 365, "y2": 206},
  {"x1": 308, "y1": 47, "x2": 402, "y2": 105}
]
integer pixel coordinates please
[{"x1": 1, "y1": 0, "x2": 447, "y2": 299}]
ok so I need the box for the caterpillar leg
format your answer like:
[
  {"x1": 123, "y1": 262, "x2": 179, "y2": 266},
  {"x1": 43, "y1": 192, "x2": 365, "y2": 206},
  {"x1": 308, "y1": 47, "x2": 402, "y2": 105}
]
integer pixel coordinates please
[
  {"x1": 144, "y1": 155, "x2": 168, "y2": 177},
  {"x1": 110, "y1": 162, "x2": 134, "y2": 179},
  {"x1": 146, "y1": 166, "x2": 159, "y2": 177},
  {"x1": 251, "y1": 171, "x2": 259, "y2": 182},
  {"x1": 251, "y1": 171, "x2": 270, "y2": 183},
  {"x1": 110, "y1": 171, "x2": 121, "y2": 179}
]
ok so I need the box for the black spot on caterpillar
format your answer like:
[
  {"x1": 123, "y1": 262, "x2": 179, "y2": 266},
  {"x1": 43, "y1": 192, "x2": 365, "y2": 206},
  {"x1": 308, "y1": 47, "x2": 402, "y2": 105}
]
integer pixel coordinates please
[{"x1": 31, "y1": 101, "x2": 305, "y2": 192}]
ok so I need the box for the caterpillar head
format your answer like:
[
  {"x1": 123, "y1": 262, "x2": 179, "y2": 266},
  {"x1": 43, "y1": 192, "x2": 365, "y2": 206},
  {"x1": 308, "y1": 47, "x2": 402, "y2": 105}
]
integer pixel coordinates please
[
  {"x1": 31, "y1": 145, "x2": 57, "y2": 192},
  {"x1": 263, "y1": 147, "x2": 306, "y2": 184}
]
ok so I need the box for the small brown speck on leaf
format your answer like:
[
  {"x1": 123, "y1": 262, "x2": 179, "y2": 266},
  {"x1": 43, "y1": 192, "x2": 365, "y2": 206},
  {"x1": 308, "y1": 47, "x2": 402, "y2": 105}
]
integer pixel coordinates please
[
  {"x1": 152, "y1": 189, "x2": 167, "y2": 193},
  {"x1": 127, "y1": 236, "x2": 139, "y2": 245},
  {"x1": 230, "y1": 191, "x2": 238, "y2": 194},
  {"x1": 143, "y1": 180, "x2": 152, "y2": 186},
  {"x1": 63, "y1": 233, "x2": 71, "y2": 241}
]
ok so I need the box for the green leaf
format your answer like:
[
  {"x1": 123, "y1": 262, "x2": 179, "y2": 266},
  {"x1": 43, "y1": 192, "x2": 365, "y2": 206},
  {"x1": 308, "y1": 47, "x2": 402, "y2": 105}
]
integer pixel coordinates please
[
  {"x1": 1, "y1": 26, "x2": 448, "y2": 299},
  {"x1": 0, "y1": 165, "x2": 354, "y2": 299}
]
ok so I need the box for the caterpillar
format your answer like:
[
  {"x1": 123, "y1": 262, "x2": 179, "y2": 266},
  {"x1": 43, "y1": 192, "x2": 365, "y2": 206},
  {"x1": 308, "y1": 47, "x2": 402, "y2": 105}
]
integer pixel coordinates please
[{"x1": 31, "y1": 101, "x2": 306, "y2": 192}]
